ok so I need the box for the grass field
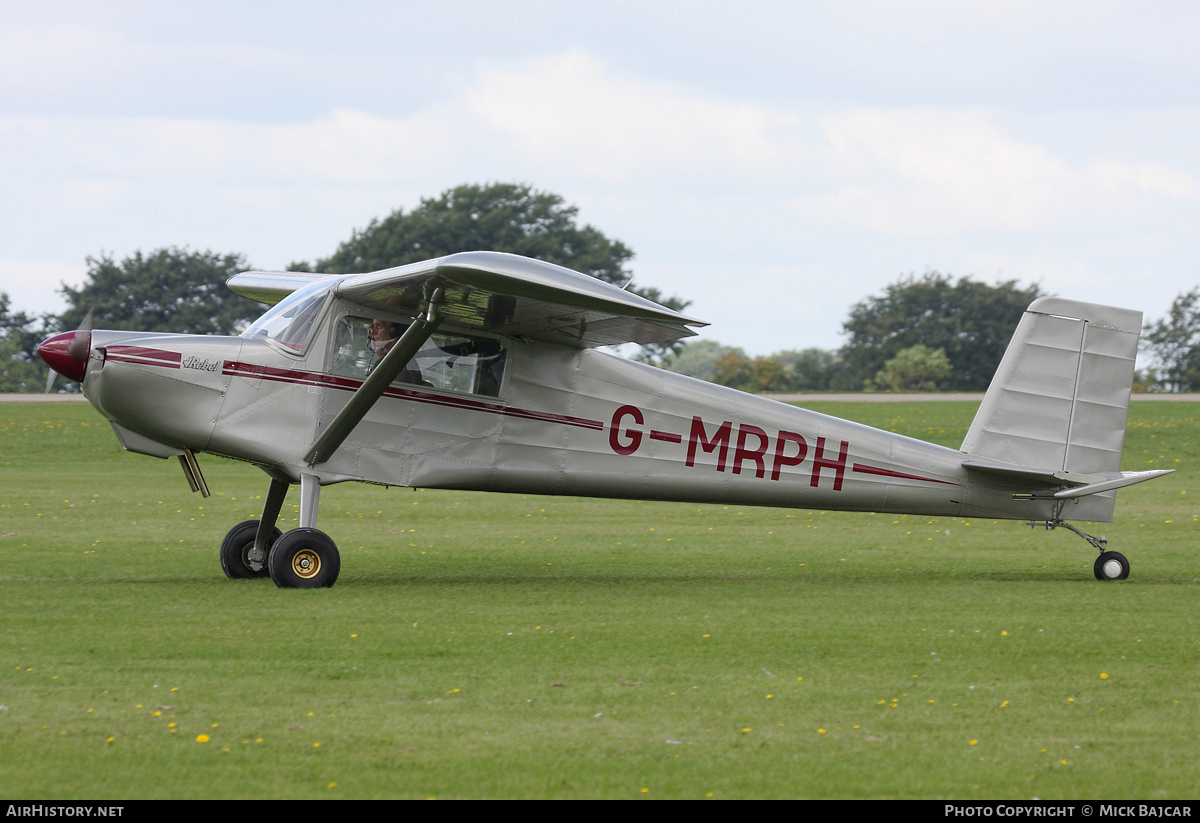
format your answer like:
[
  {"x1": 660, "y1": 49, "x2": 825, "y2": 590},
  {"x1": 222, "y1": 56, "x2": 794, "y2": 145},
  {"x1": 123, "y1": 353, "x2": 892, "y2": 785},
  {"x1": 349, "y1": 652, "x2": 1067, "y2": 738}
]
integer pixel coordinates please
[{"x1": 1, "y1": 399, "x2": 1197, "y2": 799}]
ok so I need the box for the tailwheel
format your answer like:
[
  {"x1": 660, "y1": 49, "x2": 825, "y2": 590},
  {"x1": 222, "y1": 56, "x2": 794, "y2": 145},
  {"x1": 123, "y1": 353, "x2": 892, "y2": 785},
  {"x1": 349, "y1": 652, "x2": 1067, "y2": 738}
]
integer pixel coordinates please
[
  {"x1": 268, "y1": 528, "x2": 341, "y2": 589},
  {"x1": 1032, "y1": 520, "x2": 1129, "y2": 581},
  {"x1": 1094, "y1": 550, "x2": 1130, "y2": 581},
  {"x1": 220, "y1": 520, "x2": 281, "y2": 579}
]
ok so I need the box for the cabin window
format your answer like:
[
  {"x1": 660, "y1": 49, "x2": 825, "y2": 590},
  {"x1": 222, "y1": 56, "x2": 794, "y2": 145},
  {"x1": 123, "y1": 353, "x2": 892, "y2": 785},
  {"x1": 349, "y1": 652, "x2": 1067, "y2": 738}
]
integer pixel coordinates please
[
  {"x1": 330, "y1": 316, "x2": 506, "y2": 397},
  {"x1": 242, "y1": 279, "x2": 333, "y2": 353}
]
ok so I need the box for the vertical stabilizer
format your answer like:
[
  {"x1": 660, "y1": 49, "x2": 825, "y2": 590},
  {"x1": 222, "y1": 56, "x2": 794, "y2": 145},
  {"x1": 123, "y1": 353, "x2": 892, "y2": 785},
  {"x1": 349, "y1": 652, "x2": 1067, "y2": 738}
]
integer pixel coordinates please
[{"x1": 962, "y1": 298, "x2": 1142, "y2": 479}]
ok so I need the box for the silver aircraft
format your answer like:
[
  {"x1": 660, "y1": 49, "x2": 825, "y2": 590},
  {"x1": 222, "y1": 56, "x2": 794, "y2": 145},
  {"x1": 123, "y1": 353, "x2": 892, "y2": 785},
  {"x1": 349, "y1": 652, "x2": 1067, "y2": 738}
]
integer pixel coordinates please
[{"x1": 37, "y1": 251, "x2": 1170, "y2": 587}]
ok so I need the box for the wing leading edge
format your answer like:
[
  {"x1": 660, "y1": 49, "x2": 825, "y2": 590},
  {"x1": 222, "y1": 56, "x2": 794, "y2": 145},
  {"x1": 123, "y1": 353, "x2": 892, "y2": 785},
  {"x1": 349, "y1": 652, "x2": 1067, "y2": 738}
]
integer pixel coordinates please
[{"x1": 228, "y1": 251, "x2": 707, "y2": 348}]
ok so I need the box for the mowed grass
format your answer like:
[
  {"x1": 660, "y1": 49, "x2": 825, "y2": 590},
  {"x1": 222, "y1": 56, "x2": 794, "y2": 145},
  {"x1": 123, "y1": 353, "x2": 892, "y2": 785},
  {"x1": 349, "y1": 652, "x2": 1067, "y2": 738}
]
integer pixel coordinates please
[{"x1": 1, "y1": 399, "x2": 1197, "y2": 799}]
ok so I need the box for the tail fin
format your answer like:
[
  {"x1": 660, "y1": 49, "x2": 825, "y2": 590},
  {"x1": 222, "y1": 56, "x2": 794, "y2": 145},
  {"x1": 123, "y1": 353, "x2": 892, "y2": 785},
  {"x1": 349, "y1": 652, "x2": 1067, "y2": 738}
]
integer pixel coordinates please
[{"x1": 961, "y1": 298, "x2": 1143, "y2": 520}]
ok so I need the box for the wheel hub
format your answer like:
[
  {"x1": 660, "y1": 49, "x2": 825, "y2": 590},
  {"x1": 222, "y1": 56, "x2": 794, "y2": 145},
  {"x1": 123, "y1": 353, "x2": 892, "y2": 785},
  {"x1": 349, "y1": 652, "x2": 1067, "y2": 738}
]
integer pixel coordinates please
[
  {"x1": 1101, "y1": 559, "x2": 1123, "y2": 579},
  {"x1": 245, "y1": 545, "x2": 266, "y2": 572},
  {"x1": 292, "y1": 548, "x2": 321, "y2": 579}
]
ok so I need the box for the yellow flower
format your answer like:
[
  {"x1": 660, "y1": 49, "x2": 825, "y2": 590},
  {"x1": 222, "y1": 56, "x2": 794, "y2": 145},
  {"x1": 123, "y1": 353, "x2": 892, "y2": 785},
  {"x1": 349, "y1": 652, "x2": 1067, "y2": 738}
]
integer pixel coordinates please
[{"x1": 196, "y1": 734, "x2": 209, "y2": 743}]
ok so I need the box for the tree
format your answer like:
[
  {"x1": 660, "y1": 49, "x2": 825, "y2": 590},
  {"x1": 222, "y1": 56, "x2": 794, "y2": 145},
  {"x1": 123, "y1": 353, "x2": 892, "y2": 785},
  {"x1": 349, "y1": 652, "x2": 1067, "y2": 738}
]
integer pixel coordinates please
[
  {"x1": 840, "y1": 273, "x2": 1043, "y2": 391},
  {"x1": 697, "y1": 351, "x2": 791, "y2": 392},
  {"x1": 300, "y1": 183, "x2": 690, "y2": 360},
  {"x1": 310, "y1": 183, "x2": 630, "y2": 282},
  {"x1": 776, "y1": 348, "x2": 840, "y2": 392},
  {"x1": 59, "y1": 248, "x2": 261, "y2": 335},
  {"x1": 660, "y1": 340, "x2": 746, "y2": 383},
  {"x1": 868, "y1": 345, "x2": 952, "y2": 391},
  {"x1": 659, "y1": 342, "x2": 843, "y2": 393},
  {"x1": 711, "y1": 349, "x2": 754, "y2": 390},
  {"x1": 0, "y1": 292, "x2": 53, "y2": 392},
  {"x1": 1142, "y1": 287, "x2": 1200, "y2": 392}
]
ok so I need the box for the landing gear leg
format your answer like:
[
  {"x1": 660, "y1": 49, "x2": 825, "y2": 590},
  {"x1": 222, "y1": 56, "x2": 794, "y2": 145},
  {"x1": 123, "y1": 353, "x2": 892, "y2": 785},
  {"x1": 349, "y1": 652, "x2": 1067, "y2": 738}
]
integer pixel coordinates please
[
  {"x1": 269, "y1": 472, "x2": 340, "y2": 589},
  {"x1": 1031, "y1": 519, "x2": 1130, "y2": 581},
  {"x1": 219, "y1": 477, "x2": 289, "y2": 578},
  {"x1": 220, "y1": 520, "x2": 280, "y2": 578}
]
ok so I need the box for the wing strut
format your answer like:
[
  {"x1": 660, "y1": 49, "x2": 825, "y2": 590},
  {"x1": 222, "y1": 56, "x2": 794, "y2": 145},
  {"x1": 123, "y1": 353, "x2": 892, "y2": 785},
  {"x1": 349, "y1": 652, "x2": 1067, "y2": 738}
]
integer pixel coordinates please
[{"x1": 304, "y1": 288, "x2": 445, "y2": 467}]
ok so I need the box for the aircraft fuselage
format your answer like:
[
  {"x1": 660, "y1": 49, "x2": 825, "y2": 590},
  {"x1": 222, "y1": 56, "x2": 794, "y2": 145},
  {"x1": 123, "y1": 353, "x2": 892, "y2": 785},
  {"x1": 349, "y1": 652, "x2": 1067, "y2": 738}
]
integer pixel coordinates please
[{"x1": 76, "y1": 321, "x2": 1053, "y2": 523}]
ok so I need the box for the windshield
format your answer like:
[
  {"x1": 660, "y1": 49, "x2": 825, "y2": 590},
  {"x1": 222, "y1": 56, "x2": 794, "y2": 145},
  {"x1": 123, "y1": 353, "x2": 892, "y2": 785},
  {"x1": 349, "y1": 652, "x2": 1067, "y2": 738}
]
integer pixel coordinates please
[{"x1": 242, "y1": 279, "x2": 335, "y2": 352}]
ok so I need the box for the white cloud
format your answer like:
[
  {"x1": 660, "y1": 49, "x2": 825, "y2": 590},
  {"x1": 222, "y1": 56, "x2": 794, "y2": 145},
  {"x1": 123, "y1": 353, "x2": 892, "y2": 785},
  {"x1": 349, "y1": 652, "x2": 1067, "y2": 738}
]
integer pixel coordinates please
[
  {"x1": 6, "y1": 55, "x2": 1193, "y2": 238},
  {"x1": 2, "y1": 45, "x2": 1199, "y2": 350},
  {"x1": 465, "y1": 51, "x2": 811, "y2": 184},
  {"x1": 791, "y1": 109, "x2": 1199, "y2": 235}
]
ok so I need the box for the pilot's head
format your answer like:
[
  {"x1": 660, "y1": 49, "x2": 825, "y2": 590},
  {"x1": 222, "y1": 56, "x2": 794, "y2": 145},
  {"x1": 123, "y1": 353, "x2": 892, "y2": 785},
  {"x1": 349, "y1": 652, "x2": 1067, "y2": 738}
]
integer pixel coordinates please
[
  {"x1": 369, "y1": 319, "x2": 402, "y2": 341},
  {"x1": 368, "y1": 319, "x2": 403, "y2": 356}
]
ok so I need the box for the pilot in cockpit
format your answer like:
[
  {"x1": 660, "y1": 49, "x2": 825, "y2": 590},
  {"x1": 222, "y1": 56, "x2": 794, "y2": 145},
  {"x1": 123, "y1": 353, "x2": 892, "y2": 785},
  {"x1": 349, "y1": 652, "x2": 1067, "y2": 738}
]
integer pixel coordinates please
[{"x1": 368, "y1": 319, "x2": 427, "y2": 385}]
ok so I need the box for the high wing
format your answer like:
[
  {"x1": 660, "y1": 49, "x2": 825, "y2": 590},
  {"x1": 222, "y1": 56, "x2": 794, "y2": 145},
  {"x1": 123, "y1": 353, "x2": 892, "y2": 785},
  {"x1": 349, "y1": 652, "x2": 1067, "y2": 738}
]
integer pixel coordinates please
[
  {"x1": 228, "y1": 251, "x2": 707, "y2": 468},
  {"x1": 228, "y1": 251, "x2": 706, "y2": 348},
  {"x1": 224, "y1": 270, "x2": 331, "y2": 306}
]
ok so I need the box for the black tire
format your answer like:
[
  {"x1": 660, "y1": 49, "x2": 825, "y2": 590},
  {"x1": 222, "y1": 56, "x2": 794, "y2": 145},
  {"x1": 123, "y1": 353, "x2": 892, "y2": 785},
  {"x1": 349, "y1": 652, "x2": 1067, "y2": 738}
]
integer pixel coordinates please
[
  {"x1": 1094, "y1": 550, "x2": 1130, "y2": 581},
  {"x1": 220, "y1": 520, "x2": 281, "y2": 579},
  {"x1": 268, "y1": 528, "x2": 341, "y2": 589}
]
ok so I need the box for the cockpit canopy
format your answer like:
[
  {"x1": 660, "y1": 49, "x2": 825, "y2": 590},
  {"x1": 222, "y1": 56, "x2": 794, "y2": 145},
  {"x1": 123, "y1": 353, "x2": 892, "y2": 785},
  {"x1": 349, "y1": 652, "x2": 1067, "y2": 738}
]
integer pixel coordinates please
[
  {"x1": 331, "y1": 316, "x2": 506, "y2": 397},
  {"x1": 241, "y1": 277, "x2": 335, "y2": 352},
  {"x1": 242, "y1": 279, "x2": 507, "y2": 398}
]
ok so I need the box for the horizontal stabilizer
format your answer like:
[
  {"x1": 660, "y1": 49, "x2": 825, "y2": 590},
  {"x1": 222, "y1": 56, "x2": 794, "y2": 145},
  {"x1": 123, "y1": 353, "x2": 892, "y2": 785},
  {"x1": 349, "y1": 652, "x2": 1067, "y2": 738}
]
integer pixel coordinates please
[
  {"x1": 1052, "y1": 470, "x2": 1173, "y2": 499},
  {"x1": 964, "y1": 457, "x2": 1172, "y2": 501},
  {"x1": 962, "y1": 457, "x2": 1106, "y2": 487}
]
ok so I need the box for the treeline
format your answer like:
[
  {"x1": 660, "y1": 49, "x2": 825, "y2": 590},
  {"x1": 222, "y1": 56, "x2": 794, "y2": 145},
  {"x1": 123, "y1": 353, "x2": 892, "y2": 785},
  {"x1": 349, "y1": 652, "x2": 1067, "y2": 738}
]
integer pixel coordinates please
[
  {"x1": 656, "y1": 276, "x2": 1200, "y2": 394},
  {"x1": 1, "y1": 183, "x2": 684, "y2": 392},
  {"x1": 2, "y1": 182, "x2": 1198, "y2": 393},
  {"x1": 654, "y1": 274, "x2": 1042, "y2": 393}
]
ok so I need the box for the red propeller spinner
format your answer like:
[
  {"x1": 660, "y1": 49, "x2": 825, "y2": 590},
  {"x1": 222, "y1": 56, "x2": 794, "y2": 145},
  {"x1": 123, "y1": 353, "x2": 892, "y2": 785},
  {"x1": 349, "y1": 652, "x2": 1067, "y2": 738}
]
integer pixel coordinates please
[{"x1": 37, "y1": 329, "x2": 92, "y2": 384}]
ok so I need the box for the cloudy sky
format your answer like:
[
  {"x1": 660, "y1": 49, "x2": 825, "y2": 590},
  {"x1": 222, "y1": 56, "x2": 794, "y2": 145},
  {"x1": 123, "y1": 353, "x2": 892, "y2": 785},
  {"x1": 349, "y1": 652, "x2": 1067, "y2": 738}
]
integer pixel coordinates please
[{"x1": 3, "y1": 0, "x2": 1198, "y2": 356}]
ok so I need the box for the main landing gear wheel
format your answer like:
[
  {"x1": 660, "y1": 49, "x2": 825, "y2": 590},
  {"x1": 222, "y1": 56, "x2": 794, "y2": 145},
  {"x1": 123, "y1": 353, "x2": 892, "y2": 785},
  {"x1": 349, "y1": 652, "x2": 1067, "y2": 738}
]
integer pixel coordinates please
[
  {"x1": 1094, "y1": 550, "x2": 1130, "y2": 581},
  {"x1": 220, "y1": 520, "x2": 282, "y2": 579},
  {"x1": 268, "y1": 528, "x2": 341, "y2": 589}
]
